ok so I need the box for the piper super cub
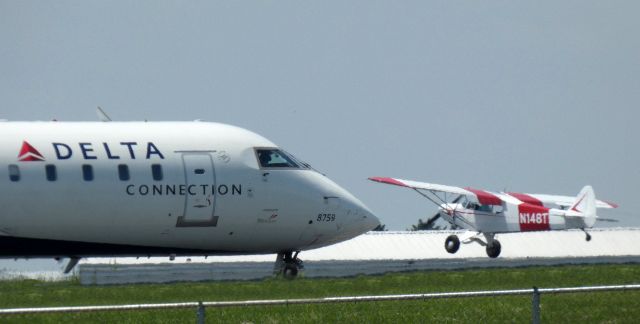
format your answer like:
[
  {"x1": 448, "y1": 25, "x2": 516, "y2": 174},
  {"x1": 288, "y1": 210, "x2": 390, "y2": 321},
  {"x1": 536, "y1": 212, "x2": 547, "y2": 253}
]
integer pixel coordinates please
[{"x1": 369, "y1": 177, "x2": 617, "y2": 258}]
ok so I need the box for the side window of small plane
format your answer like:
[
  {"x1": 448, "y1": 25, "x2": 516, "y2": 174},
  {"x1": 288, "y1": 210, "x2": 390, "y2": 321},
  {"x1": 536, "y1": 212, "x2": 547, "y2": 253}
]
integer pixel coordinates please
[
  {"x1": 118, "y1": 164, "x2": 130, "y2": 181},
  {"x1": 82, "y1": 165, "x2": 94, "y2": 181},
  {"x1": 8, "y1": 164, "x2": 20, "y2": 182},
  {"x1": 478, "y1": 205, "x2": 493, "y2": 213},
  {"x1": 151, "y1": 164, "x2": 163, "y2": 181},
  {"x1": 45, "y1": 164, "x2": 57, "y2": 181}
]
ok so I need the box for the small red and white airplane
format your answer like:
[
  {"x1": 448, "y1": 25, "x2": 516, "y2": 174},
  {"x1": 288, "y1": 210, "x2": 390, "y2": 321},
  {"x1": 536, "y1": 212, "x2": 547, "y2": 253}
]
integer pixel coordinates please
[{"x1": 369, "y1": 177, "x2": 618, "y2": 258}]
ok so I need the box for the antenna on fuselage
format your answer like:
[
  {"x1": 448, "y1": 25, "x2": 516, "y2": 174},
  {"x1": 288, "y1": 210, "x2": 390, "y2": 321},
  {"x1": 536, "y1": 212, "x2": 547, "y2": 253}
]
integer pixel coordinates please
[{"x1": 96, "y1": 106, "x2": 112, "y2": 122}]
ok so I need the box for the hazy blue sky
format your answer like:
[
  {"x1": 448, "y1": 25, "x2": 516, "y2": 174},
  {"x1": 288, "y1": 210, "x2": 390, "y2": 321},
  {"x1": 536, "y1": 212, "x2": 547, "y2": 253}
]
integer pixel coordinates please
[{"x1": 1, "y1": 1, "x2": 638, "y2": 235}]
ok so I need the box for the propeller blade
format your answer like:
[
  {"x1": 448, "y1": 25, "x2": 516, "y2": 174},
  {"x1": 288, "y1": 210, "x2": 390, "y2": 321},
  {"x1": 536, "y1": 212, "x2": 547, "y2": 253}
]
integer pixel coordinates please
[{"x1": 423, "y1": 212, "x2": 441, "y2": 228}]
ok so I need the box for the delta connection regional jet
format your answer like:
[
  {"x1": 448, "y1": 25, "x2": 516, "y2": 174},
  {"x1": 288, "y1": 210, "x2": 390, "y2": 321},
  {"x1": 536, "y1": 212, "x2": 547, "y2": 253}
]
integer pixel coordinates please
[{"x1": 0, "y1": 119, "x2": 379, "y2": 279}]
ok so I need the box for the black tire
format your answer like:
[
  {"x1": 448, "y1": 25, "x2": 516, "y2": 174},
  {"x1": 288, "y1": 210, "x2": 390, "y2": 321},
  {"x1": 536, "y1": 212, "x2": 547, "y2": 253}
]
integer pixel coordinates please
[
  {"x1": 444, "y1": 235, "x2": 460, "y2": 254},
  {"x1": 283, "y1": 263, "x2": 299, "y2": 280},
  {"x1": 486, "y1": 240, "x2": 501, "y2": 258}
]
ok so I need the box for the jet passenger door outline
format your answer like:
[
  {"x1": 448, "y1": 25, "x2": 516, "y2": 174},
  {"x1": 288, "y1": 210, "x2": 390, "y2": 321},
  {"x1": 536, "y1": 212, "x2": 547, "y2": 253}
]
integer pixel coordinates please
[{"x1": 176, "y1": 153, "x2": 219, "y2": 227}]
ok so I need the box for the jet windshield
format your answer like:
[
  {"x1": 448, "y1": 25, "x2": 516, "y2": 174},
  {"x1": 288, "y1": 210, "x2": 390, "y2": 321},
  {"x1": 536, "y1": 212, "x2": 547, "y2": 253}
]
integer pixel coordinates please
[{"x1": 256, "y1": 148, "x2": 306, "y2": 169}]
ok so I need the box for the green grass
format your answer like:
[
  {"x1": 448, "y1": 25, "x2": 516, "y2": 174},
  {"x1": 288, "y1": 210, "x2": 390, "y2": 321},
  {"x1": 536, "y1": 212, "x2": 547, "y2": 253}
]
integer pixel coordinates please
[{"x1": 1, "y1": 264, "x2": 640, "y2": 323}]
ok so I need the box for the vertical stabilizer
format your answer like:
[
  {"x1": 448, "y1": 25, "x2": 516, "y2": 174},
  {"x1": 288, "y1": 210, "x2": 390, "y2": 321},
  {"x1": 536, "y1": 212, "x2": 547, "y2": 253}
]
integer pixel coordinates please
[{"x1": 570, "y1": 186, "x2": 597, "y2": 227}]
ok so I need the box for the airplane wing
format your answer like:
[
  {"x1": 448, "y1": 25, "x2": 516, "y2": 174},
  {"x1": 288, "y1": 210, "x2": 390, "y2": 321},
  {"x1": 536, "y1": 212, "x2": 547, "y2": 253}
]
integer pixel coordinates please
[
  {"x1": 517, "y1": 193, "x2": 618, "y2": 209},
  {"x1": 369, "y1": 177, "x2": 503, "y2": 205}
]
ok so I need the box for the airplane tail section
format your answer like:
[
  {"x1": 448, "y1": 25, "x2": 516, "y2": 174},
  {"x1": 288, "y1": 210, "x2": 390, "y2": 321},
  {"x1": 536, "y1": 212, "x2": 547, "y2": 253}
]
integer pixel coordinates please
[{"x1": 569, "y1": 185, "x2": 597, "y2": 227}]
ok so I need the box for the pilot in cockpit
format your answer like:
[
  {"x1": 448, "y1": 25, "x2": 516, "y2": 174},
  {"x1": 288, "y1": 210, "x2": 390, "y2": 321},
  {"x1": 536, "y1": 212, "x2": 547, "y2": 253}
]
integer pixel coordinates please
[{"x1": 258, "y1": 151, "x2": 272, "y2": 167}]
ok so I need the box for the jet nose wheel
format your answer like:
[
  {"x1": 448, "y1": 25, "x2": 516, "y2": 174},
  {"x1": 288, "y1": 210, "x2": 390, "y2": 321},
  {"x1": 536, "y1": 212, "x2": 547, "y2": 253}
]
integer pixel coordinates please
[
  {"x1": 486, "y1": 240, "x2": 501, "y2": 258},
  {"x1": 275, "y1": 251, "x2": 304, "y2": 280},
  {"x1": 283, "y1": 263, "x2": 299, "y2": 279},
  {"x1": 444, "y1": 235, "x2": 460, "y2": 254}
]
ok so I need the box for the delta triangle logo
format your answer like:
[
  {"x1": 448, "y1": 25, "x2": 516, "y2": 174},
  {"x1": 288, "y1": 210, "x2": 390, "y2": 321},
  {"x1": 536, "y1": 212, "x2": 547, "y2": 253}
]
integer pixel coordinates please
[{"x1": 18, "y1": 141, "x2": 45, "y2": 162}]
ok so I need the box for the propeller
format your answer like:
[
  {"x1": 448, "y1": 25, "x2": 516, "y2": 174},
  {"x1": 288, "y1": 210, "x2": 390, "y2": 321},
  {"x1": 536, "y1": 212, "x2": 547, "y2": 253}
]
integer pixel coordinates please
[
  {"x1": 442, "y1": 194, "x2": 463, "y2": 230},
  {"x1": 423, "y1": 212, "x2": 441, "y2": 228},
  {"x1": 416, "y1": 193, "x2": 463, "y2": 230}
]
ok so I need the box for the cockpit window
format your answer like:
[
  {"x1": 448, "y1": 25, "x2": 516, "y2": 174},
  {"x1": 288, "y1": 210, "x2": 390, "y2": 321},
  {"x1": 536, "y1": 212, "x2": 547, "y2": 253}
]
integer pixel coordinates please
[
  {"x1": 256, "y1": 148, "x2": 303, "y2": 169},
  {"x1": 463, "y1": 200, "x2": 494, "y2": 213}
]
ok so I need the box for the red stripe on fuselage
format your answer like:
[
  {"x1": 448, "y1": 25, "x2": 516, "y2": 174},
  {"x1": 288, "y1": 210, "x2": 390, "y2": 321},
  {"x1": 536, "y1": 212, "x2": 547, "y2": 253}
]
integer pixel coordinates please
[
  {"x1": 518, "y1": 203, "x2": 551, "y2": 231},
  {"x1": 464, "y1": 188, "x2": 502, "y2": 205},
  {"x1": 507, "y1": 192, "x2": 544, "y2": 207}
]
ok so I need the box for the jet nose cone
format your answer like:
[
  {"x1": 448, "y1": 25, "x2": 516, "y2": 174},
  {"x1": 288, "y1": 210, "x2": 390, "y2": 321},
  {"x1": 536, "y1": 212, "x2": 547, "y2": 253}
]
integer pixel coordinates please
[
  {"x1": 343, "y1": 196, "x2": 380, "y2": 233},
  {"x1": 305, "y1": 172, "x2": 380, "y2": 240},
  {"x1": 361, "y1": 207, "x2": 380, "y2": 231},
  {"x1": 365, "y1": 212, "x2": 380, "y2": 231}
]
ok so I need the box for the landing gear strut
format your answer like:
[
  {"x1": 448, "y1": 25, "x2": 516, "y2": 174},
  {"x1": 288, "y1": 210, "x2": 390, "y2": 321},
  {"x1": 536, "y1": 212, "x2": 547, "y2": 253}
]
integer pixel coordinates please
[{"x1": 274, "y1": 251, "x2": 304, "y2": 279}]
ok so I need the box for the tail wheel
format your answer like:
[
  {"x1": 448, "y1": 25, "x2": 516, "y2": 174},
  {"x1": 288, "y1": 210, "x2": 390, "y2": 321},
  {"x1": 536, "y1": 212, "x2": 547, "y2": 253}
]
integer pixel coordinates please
[
  {"x1": 486, "y1": 240, "x2": 501, "y2": 258},
  {"x1": 444, "y1": 235, "x2": 460, "y2": 254},
  {"x1": 283, "y1": 263, "x2": 299, "y2": 280}
]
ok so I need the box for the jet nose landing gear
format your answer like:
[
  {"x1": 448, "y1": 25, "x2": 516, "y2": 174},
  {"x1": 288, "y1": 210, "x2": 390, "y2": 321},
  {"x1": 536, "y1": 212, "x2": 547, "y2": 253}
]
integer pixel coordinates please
[{"x1": 274, "y1": 251, "x2": 304, "y2": 280}]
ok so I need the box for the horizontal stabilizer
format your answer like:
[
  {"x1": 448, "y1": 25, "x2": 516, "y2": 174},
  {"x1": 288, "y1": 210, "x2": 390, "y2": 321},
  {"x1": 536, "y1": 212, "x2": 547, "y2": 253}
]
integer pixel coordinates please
[{"x1": 595, "y1": 218, "x2": 618, "y2": 223}]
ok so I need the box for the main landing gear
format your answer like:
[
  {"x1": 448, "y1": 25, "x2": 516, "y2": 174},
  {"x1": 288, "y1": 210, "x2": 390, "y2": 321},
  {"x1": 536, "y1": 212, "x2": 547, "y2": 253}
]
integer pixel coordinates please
[
  {"x1": 485, "y1": 240, "x2": 501, "y2": 258},
  {"x1": 444, "y1": 235, "x2": 460, "y2": 254},
  {"x1": 274, "y1": 251, "x2": 304, "y2": 279},
  {"x1": 444, "y1": 233, "x2": 502, "y2": 258},
  {"x1": 54, "y1": 257, "x2": 81, "y2": 274}
]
